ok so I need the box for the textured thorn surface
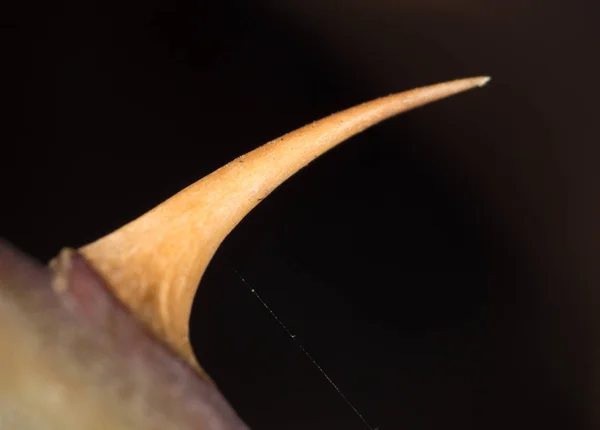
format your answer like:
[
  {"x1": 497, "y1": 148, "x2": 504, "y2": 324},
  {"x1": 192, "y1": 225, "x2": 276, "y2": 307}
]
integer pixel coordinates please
[{"x1": 80, "y1": 76, "x2": 490, "y2": 368}]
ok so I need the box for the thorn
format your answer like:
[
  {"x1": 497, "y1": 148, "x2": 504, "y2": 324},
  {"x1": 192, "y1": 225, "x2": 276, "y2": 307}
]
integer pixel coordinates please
[{"x1": 78, "y1": 76, "x2": 491, "y2": 368}]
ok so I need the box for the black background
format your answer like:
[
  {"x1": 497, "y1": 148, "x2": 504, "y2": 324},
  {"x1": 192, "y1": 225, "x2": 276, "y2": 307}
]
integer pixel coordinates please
[{"x1": 2, "y1": 1, "x2": 600, "y2": 429}]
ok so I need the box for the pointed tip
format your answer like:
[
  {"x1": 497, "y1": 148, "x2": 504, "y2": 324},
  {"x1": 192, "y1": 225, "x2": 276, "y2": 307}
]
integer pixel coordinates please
[
  {"x1": 79, "y1": 76, "x2": 491, "y2": 367},
  {"x1": 477, "y1": 76, "x2": 491, "y2": 87}
]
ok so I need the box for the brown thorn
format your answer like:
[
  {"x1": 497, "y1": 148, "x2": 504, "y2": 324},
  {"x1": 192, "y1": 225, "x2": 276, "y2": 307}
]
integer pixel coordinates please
[{"x1": 80, "y1": 76, "x2": 491, "y2": 369}]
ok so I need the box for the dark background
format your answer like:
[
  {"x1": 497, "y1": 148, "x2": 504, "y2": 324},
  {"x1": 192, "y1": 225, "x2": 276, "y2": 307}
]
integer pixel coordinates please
[{"x1": 2, "y1": 0, "x2": 599, "y2": 429}]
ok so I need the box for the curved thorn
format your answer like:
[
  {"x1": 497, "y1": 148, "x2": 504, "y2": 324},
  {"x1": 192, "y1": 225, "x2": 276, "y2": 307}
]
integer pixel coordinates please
[{"x1": 79, "y1": 76, "x2": 491, "y2": 369}]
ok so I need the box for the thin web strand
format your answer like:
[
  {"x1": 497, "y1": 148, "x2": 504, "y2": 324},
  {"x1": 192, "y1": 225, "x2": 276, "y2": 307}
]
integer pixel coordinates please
[{"x1": 229, "y1": 265, "x2": 379, "y2": 430}]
